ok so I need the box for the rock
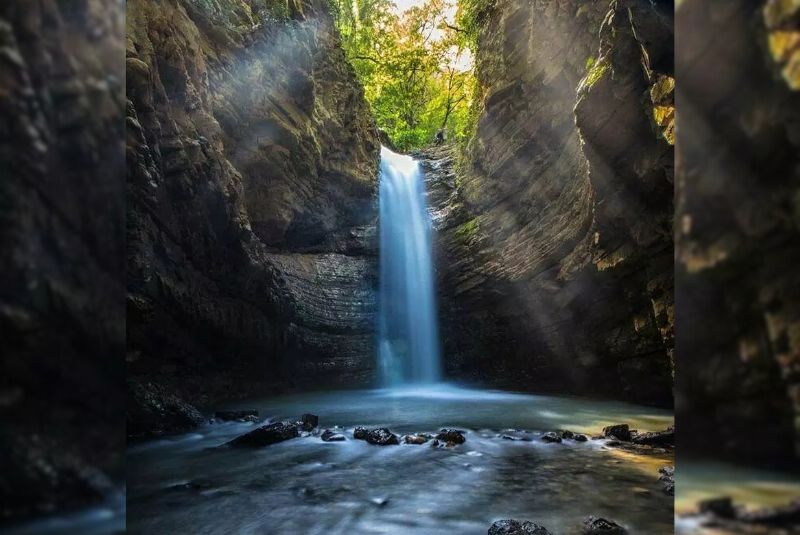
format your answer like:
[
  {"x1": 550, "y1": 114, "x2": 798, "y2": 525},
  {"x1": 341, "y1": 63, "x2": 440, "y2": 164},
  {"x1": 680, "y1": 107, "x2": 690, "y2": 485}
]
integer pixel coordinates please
[
  {"x1": 698, "y1": 497, "x2": 736, "y2": 519},
  {"x1": 740, "y1": 500, "x2": 800, "y2": 526},
  {"x1": 430, "y1": 439, "x2": 440, "y2": 447},
  {"x1": 573, "y1": 434, "x2": 588, "y2": 442},
  {"x1": 658, "y1": 466, "x2": 674, "y2": 495},
  {"x1": 560, "y1": 430, "x2": 575, "y2": 439},
  {"x1": 226, "y1": 421, "x2": 299, "y2": 447},
  {"x1": 541, "y1": 432, "x2": 562, "y2": 443},
  {"x1": 403, "y1": 434, "x2": 430, "y2": 445},
  {"x1": 582, "y1": 516, "x2": 627, "y2": 534},
  {"x1": 488, "y1": 519, "x2": 553, "y2": 534},
  {"x1": 366, "y1": 428, "x2": 399, "y2": 446},
  {"x1": 436, "y1": 429, "x2": 466, "y2": 445},
  {"x1": 602, "y1": 424, "x2": 631, "y2": 441},
  {"x1": 128, "y1": 381, "x2": 205, "y2": 438},
  {"x1": 631, "y1": 426, "x2": 673, "y2": 447},
  {"x1": 214, "y1": 410, "x2": 259, "y2": 422},
  {"x1": 370, "y1": 496, "x2": 389, "y2": 507},
  {"x1": 353, "y1": 426, "x2": 369, "y2": 440},
  {"x1": 321, "y1": 429, "x2": 346, "y2": 442},
  {"x1": 299, "y1": 413, "x2": 319, "y2": 431}
]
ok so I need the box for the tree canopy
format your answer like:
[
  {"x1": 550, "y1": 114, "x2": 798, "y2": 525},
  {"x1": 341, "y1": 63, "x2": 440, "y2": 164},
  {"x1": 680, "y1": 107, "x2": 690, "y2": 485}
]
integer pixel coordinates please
[{"x1": 331, "y1": 0, "x2": 475, "y2": 151}]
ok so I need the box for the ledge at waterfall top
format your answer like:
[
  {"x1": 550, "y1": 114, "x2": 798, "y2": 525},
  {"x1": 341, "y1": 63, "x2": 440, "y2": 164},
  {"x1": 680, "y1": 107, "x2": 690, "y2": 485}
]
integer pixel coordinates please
[{"x1": 378, "y1": 147, "x2": 442, "y2": 386}]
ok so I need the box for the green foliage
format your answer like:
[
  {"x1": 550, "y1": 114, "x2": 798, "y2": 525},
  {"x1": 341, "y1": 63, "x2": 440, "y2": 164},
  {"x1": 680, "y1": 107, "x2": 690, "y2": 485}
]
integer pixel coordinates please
[
  {"x1": 331, "y1": 0, "x2": 476, "y2": 151},
  {"x1": 455, "y1": 0, "x2": 494, "y2": 47}
]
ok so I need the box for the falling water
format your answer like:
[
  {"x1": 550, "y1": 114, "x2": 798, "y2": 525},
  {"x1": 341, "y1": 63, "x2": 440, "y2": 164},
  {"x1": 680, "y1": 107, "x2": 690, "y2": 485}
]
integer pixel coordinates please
[{"x1": 378, "y1": 146, "x2": 441, "y2": 386}]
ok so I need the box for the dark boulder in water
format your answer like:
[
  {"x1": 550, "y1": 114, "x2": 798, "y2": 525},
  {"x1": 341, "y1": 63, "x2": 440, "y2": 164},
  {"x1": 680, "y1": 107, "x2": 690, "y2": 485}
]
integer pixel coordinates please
[
  {"x1": 299, "y1": 413, "x2": 319, "y2": 431},
  {"x1": 582, "y1": 516, "x2": 627, "y2": 534},
  {"x1": 631, "y1": 426, "x2": 674, "y2": 447},
  {"x1": 403, "y1": 434, "x2": 430, "y2": 445},
  {"x1": 366, "y1": 428, "x2": 399, "y2": 446},
  {"x1": 353, "y1": 426, "x2": 369, "y2": 440},
  {"x1": 541, "y1": 432, "x2": 562, "y2": 443},
  {"x1": 214, "y1": 410, "x2": 258, "y2": 422},
  {"x1": 226, "y1": 422, "x2": 299, "y2": 447},
  {"x1": 436, "y1": 429, "x2": 466, "y2": 445},
  {"x1": 488, "y1": 519, "x2": 552, "y2": 534},
  {"x1": 602, "y1": 424, "x2": 631, "y2": 441},
  {"x1": 697, "y1": 497, "x2": 736, "y2": 519},
  {"x1": 321, "y1": 429, "x2": 346, "y2": 442}
]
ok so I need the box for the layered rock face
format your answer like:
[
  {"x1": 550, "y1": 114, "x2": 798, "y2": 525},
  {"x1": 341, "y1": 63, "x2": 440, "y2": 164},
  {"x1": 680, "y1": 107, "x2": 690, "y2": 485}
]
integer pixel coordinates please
[
  {"x1": 126, "y1": 0, "x2": 379, "y2": 427},
  {"x1": 0, "y1": 0, "x2": 125, "y2": 520},
  {"x1": 432, "y1": 0, "x2": 674, "y2": 406},
  {"x1": 676, "y1": 0, "x2": 800, "y2": 467}
]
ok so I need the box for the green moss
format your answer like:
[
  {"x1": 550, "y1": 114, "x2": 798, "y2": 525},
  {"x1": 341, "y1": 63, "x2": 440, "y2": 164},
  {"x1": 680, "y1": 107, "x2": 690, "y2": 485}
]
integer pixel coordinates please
[
  {"x1": 578, "y1": 58, "x2": 609, "y2": 94},
  {"x1": 455, "y1": 217, "x2": 480, "y2": 240}
]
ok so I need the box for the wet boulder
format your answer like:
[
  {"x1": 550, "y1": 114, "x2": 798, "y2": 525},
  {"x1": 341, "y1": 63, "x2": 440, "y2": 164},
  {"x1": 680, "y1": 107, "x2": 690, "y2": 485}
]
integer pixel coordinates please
[
  {"x1": 659, "y1": 466, "x2": 674, "y2": 496},
  {"x1": 573, "y1": 434, "x2": 588, "y2": 442},
  {"x1": 214, "y1": 410, "x2": 258, "y2": 422},
  {"x1": 226, "y1": 421, "x2": 299, "y2": 447},
  {"x1": 436, "y1": 429, "x2": 466, "y2": 445},
  {"x1": 582, "y1": 516, "x2": 627, "y2": 534},
  {"x1": 698, "y1": 497, "x2": 736, "y2": 519},
  {"x1": 403, "y1": 434, "x2": 430, "y2": 445},
  {"x1": 488, "y1": 519, "x2": 553, "y2": 534},
  {"x1": 602, "y1": 424, "x2": 631, "y2": 441},
  {"x1": 631, "y1": 426, "x2": 674, "y2": 447},
  {"x1": 321, "y1": 429, "x2": 346, "y2": 442},
  {"x1": 366, "y1": 428, "x2": 399, "y2": 446},
  {"x1": 299, "y1": 413, "x2": 319, "y2": 431},
  {"x1": 353, "y1": 426, "x2": 368, "y2": 440},
  {"x1": 541, "y1": 432, "x2": 562, "y2": 443}
]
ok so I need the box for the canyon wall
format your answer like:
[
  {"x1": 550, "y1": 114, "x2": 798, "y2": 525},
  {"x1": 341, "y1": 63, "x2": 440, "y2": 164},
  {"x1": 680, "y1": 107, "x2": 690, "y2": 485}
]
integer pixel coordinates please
[
  {"x1": 126, "y1": 0, "x2": 380, "y2": 435},
  {"x1": 676, "y1": 0, "x2": 800, "y2": 467},
  {"x1": 0, "y1": 0, "x2": 125, "y2": 521},
  {"x1": 431, "y1": 0, "x2": 675, "y2": 406}
]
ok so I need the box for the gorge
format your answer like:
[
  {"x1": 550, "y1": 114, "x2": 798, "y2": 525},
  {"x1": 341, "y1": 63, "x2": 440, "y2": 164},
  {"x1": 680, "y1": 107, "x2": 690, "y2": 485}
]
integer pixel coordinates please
[{"x1": 4, "y1": 0, "x2": 797, "y2": 533}]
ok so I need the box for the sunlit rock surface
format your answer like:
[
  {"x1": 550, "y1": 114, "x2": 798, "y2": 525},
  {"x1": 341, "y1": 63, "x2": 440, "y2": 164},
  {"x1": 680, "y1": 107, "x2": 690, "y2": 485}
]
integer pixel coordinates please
[
  {"x1": 126, "y1": 0, "x2": 380, "y2": 430},
  {"x1": 427, "y1": 0, "x2": 674, "y2": 406}
]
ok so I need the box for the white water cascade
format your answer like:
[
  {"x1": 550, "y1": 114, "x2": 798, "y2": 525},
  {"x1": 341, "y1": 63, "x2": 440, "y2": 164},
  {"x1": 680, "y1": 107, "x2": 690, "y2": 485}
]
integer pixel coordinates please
[{"x1": 377, "y1": 146, "x2": 441, "y2": 386}]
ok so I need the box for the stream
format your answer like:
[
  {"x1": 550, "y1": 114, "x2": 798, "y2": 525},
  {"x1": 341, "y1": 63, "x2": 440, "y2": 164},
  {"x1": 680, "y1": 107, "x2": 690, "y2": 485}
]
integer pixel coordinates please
[{"x1": 127, "y1": 385, "x2": 674, "y2": 534}]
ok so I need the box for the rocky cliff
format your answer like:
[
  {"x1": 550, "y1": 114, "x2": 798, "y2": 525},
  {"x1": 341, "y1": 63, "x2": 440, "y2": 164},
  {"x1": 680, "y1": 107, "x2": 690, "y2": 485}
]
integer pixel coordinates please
[
  {"x1": 430, "y1": 0, "x2": 674, "y2": 406},
  {"x1": 676, "y1": 0, "x2": 800, "y2": 467},
  {"x1": 0, "y1": 0, "x2": 125, "y2": 521},
  {"x1": 126, "y1": 0, "x2": 380, "y2": 435}
]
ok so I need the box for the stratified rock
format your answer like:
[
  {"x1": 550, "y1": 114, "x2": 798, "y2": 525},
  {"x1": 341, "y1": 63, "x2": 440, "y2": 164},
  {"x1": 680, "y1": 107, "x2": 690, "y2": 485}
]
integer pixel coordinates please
[
  {"x1": 353, "y1": 426, "x2": 369, "y2": 440},
  {"x1": 215, "y1": 410, "x2": 259, "y2": 422},
  {"x1": 488, "y1": 519, "x2": 552, "y2": 534},
  {"x1": 602, "y1": 425, "x2": 631, "y2": 442},
  {"x1": 300, "y1": 414, "x2": 319, "y2": 431},
  {"x1": 436, "y1": 429, "x2": 466, "y2": 445},
  {"x1": 404, "y1": 434, "x2": 430, "y2": 445},
  {"x1": 365, "y1": 428, "x2": 399, "y2": 446},
  {"x1": 126, "y1": 0, "x2": 381, "y2": 420},
  {"x1": 321, "y1": 429, "x2": 346, "y2": 442},
  {"x1": 582, "y1": 516, "x2": 627, "y2": 534},
  {"x1": 226, "y1": 422, "x2": 299, "y2": 447},
  {"x1": 541, "y1": 432, "x2": 563, "y2": 443},
  {"x1": 631, "y1": 427, "x2": 674, "y2": 447},
  {"x1": 429, "y1": 0, "x2": 673, "y2": 407},
  {"x1": 128, "y1": 381, "x2": 205, "y2": 438}
]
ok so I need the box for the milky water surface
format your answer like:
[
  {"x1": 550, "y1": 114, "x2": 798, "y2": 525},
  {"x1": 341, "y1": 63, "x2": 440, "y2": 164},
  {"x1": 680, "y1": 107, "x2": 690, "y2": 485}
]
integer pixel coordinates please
[{"x1": 127, "y1": 386, "x2": 675, "y2": 534}]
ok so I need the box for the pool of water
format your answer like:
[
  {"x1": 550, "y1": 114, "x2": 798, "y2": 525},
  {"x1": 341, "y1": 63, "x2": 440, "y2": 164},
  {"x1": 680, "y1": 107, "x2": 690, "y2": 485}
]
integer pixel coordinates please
[{"x1": 127, "y1": 385, "x2": 674, "y2": 534}]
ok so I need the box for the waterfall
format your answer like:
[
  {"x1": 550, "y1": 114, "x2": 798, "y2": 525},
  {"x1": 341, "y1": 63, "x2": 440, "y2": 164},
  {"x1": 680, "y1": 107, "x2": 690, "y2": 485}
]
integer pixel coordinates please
[{"x1": 377, "y1": 146, "x2": 441, "y2": 387}]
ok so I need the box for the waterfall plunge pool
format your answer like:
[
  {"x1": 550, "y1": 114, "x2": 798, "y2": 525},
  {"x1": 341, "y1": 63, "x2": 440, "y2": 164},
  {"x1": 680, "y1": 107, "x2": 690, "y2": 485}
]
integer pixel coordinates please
[{"x1": 127, "y1": 385, "x2": 674, "y2": 534}]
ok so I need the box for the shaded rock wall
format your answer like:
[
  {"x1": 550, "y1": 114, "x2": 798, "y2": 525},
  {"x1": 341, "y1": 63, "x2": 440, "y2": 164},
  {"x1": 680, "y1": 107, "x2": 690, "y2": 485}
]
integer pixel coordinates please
[
  {"x1": 433, "y1": 0, "x2": 674, "y2": 406},
  {"x1": 126, "y1": 0, "x2": 379, "y2": 424},
  {"x1": 676, "y1": 0, "x2": 800, "y2": 467},
  {"x1": 0, "y1": 0, "x2": 125, "y2": 521}
]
